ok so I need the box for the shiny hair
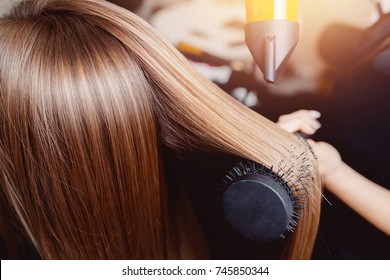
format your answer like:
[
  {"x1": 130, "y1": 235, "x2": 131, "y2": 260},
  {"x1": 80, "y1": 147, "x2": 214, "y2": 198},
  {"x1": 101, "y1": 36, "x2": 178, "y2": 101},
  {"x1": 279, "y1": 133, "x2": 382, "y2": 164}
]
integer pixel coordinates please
[{"x1": 0, "y1": 0, "x2": 321, "y2": 259}]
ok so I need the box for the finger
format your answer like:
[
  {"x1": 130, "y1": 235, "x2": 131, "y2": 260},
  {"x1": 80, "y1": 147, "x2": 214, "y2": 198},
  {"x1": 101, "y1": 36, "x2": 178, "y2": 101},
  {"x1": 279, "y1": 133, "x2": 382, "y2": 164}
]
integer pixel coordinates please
[
  {"x1": 278, "y1": 117, "x2": 321, "y2": 134},
  {"x1": 302, "y1": 115, "x2": 322, "y2": 131},
  {"x1": 297, "y1": 120, "x2": 318, "y2": 135},
  {"x1": 278, "y1": 118, "x2": 316, "y2": 134},
  {"x1": 308, "y1": 110, "x2": 321, "y2": 118},
  {"x1": 278, "y1": 110, "x2": 321, "y2": 122}
]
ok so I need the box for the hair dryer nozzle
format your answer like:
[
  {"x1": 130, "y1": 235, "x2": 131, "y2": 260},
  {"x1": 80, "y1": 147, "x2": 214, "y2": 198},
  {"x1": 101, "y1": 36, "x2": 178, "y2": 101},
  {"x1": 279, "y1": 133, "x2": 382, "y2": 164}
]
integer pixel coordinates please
[{"x1": 245, "y1": 20, "x2": 299, "y2": 84}]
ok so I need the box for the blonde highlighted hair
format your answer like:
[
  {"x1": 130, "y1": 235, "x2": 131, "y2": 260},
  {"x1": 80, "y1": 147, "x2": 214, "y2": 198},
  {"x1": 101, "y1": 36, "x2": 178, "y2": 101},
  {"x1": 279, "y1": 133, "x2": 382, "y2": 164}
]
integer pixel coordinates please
[{"x1": 0, "y1": 0, "x2": 321, "y2": 259}]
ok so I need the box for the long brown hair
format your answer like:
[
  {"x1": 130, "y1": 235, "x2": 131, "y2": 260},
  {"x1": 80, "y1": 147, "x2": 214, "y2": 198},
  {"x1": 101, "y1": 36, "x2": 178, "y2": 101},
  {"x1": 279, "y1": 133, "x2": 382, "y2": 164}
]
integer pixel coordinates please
[{"x1": 0, "y1": 0, "x2": 321, "y2": 259}]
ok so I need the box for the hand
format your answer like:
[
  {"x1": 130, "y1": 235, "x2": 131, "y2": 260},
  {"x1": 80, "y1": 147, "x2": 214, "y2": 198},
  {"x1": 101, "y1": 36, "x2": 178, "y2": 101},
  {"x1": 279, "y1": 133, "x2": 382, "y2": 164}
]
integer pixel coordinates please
[
  {"x1": 277, "y1": 110, "x2": 321, "y2": 135},
  {"x1": 307, "y1": 140, "x2": 343, "y2": 179}
]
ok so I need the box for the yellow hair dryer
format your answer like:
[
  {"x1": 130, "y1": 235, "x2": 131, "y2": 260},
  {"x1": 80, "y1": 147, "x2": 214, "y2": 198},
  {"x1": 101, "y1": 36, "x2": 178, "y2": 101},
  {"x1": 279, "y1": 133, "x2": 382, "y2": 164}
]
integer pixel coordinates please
[{"x1": 245, "y1": 0, "x2": 299, "y2": 84}]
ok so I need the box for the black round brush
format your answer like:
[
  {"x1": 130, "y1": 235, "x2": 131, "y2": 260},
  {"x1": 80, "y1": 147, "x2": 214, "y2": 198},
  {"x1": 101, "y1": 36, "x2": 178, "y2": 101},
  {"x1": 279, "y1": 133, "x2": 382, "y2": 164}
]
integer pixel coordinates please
[{"x1": 222, "y1": 160, "x2": 304, "y2": 242}]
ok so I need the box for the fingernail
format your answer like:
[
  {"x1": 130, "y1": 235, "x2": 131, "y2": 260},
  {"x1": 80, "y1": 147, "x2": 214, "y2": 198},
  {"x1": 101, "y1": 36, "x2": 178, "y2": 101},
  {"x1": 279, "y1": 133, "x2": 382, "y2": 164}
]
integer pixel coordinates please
[{"x1": 310, "y1": 110, "x2": 321, "y2": 118}]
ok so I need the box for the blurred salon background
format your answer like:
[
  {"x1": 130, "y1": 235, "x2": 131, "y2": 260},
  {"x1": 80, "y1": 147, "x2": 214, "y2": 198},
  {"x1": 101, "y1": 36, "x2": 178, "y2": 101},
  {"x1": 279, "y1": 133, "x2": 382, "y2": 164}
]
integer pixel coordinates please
[{"x1": 1, "y1": 0, "x2": 389, "y2": 259}]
